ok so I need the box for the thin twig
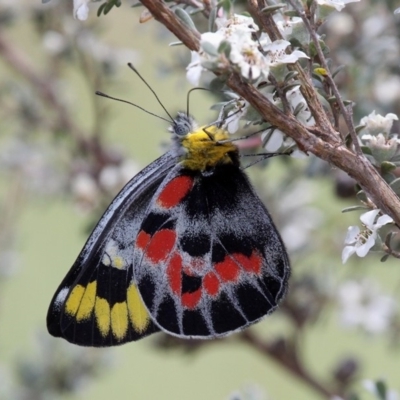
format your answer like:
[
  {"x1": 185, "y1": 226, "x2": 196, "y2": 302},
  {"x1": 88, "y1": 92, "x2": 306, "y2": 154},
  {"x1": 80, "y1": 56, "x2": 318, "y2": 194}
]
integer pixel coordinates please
[
  {"x1": 286, "y1": 0, "x2": 362, "y2": 155},
  {"x1": 239, "y1": 330, "x2": 337, "y2": 398},
  {"x1": 139, "y1": 0, "x2": 400, "y2": 226}
]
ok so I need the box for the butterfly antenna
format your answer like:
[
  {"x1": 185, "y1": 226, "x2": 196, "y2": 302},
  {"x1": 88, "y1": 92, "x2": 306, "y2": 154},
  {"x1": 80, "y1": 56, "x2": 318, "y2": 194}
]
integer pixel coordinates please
[
  {"x1": 95, "y1": 91, "x2": 171, "y2": 123},
  {"x1": 241, "y1": 150, "x2": 293, "y2": 170},
  {"x1": 186, "y1": 87, "x2": 211, "y2": 116},
  {"x1": 127, "y1": 63, "x2": 174, "y2": 123}
]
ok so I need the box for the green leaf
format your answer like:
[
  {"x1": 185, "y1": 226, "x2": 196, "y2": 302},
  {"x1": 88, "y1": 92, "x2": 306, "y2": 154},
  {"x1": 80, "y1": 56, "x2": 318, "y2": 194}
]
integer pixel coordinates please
[
  {"x1": 218, "y1": 40, "x2": 231, "y2": 57},
  {"x1": 361, "y1": 146, "x2": 372, "y2": 155},
  {"x1": 175, "y1": 8, "x2": 197, "y2": 31},
  {"x1": 380, "y1": 254, "x2": 390, "y2": 262},
  {"x1": 342, "y1": 206, "x2": 369, "y2": 213},
  {"x1": 332, "y1": 65, "x2": 345, "y2": 78},
  {"x1": 209, "y1": 77, "x2": 226, "y2": 91},
  {"x1": 202, "y1": 41, "x2": 219, "y2": 57},
  {"x1": 389, "y1": 177, "x2": 400, "y2": 195},
  {"x1": 209, "y1": 6, "x2": 217, "y2": 33},
  {"x1": 97, "y1": 2, "x2": 107, "y2": 16},
  {"x1": 261, "y1": 4, "x2": 287, "y2": 15},
  {"x1": 201, "y1": 60, "x2": 217, "y2": 70},
  {"x1": 283, "y1": 10, "x2": 299, "y2": 17},
  {"x1": 284, "y1": 71, "x2": 299, "y2": 82},
  {"x1": 169, "y1": 41, "x2": 183, "y2": 46},
  {"x1": 376, "y1": 380, "x2": 387, "y2": 400},
  {"x1": 283, "y1": 82, "x2": 302, "y2": 93},
  {"x1": 355, "y1": 124, "x2": 366, "y2": 133},
  {"x1": 381, "y1": 161, "x2": 397, "y2": 174},
  {"x1": 356, "y1": 190, "x2": 368, "y2": 202},
  {"x1": 218, "y1": 0, "x2": 233, "y2": 14}
]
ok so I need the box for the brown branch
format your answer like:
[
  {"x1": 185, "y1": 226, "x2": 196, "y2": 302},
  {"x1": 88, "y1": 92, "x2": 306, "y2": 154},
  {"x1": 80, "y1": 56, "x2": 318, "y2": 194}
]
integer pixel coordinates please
[
  {"x1": 139, "y1": 0, "x2": 400, "y2": 227},
  {"x1": 286, "y1": 0, "x2": 362, "y2": 155},
  {"x1": 247, "y1": 0, "x2": 337, "y2": 141},
  {"x1": 140, "y1": 1, "x2": 200, "y2": 50},
  {"x1": 239, "y1": 331, "x2": 337, "y2": 398}
]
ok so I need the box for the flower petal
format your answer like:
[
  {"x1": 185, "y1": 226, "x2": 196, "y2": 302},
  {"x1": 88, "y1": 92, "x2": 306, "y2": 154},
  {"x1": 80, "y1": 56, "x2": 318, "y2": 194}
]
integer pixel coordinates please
[
  {"x1": 375, "y1": 214, "x2": 393, "y2": 228},
  {"x1": 342, "y1": 245, "x2": 356, "y2": 263},
  {"x1": 360, "y1": 209, "x2": 380, "y2": 228},
  {"x1": 355, "y1": 234, "x2": 376, "y2": 257},
  {"x1": 344, "y1": 226, "x2": 360, "y2": 244}
]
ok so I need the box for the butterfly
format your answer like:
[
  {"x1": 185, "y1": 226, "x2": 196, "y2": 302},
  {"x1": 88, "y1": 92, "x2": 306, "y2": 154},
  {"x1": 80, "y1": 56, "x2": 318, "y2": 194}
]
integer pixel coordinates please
[{"x1": 46, "y1": 77, "x2": 290, "y2": 347}]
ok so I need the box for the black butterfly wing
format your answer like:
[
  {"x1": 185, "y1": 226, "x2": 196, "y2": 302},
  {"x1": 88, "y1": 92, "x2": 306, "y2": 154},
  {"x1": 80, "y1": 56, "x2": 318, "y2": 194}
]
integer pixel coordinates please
[
  {"x1": 47, "y1": 152, "x2": 178, "y2": 346},
  {"x1": 134, "y1": 162, "x2": 290, "y2": 338}
]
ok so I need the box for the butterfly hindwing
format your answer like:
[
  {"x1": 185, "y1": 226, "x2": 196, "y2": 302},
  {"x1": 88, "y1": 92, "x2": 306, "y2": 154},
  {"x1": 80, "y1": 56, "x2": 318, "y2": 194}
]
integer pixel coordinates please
[
  {"x1": 47, "y1": 152, "x2": 178, "y2": 346},
  {"x1": 134, "y1": 162, "x2": 289, "y2": 339}
]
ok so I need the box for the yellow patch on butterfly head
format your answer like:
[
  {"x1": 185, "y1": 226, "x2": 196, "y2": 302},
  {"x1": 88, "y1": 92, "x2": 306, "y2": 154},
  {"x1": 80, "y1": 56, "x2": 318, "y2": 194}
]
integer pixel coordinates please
[
  {"x1": 181, "y1": 125, "x2": 238, "y2": 171},
  {"x1": 75, "y1": 281, "x2": 97, "y2": 321},
  {"x1": 95, "y1": 297, "x2": 111, "y2": 337},
  {"x1": 111, "y1": 302, "x2": 129, "y2": 341},
  {"x1": 127, "y1": 284, "x2": 151, "y2": 333}
]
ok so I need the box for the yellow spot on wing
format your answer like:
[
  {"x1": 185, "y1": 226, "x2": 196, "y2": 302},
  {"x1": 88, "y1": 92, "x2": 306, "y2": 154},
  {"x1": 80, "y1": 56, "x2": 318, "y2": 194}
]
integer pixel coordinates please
[
  {"x1": 113, "y1": 256, "x2": 125, "y2": 269},
  {"x1": 127, "y1": 284, "x2": 150, "y2": 333},
  {"x1": 76, "y1": 281, "x2": 97, "y2": 321},
  {"x1": 111, "y1": 302, "x2": 128, "y2": 341},
  {"x1": 95, "y1": 297, "x2": 111, "y2": 337},
  {"x1": 65, "y1": 285, "x2": 85, "y2": 316}
]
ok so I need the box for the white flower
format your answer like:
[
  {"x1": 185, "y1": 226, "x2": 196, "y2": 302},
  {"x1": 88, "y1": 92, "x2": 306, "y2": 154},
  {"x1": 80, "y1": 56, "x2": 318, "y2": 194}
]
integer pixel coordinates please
[
  {"x1": 361, "y1": 133, "x2": 399, "y2": 162},
  {"x1": 263, "y1": 129, "x2": 285, "y2": 152},
  {"x1": 342, "y1": 209, "x2": 393, "y2": 263},
  {"x1": 360, "y1": 110, "x2": 398, "y2": 136},
  {"x1": 223, "y1": 100, "x2": 248, "y2": 134},
  {"x1": 186, "y1": 51, "x2": 204, "y2": 86},
  {"x1": 286, "y1": 85, "x2": 315, "y2": 126},
  {"x1": 74, "y1": 0, "x2": 91, "y2": 20},
  {"x1": 201, "y1": 31, "x2": 226, "y2": 49},
  {"x1": 337, "y1": 280, "x2": 397, "y2": 334},
  {"x1": 215, "y1": 14, "x2": 259, "y2": 35},
  {"x1": 274, "y1": 16, "x2": 304, "y2": 39},
  {"x1": 262, "y1": 39, "x2": 309, "y2": 66},
  {"x1": 186, "y1": 14, "x2": 308, "y2": 84},
  {"x1": 316, "y1": 0, "x2": 360, "y2": 12},
  {"x1": 229, "y1": 36, "x2": 269, "y2": 81}
]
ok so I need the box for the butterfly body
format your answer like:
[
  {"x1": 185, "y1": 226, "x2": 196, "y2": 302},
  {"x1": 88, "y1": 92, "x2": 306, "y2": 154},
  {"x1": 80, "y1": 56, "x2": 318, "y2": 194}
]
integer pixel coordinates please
[{"x1": 47, "y1": 112, "x2": 290, "y2": 346}]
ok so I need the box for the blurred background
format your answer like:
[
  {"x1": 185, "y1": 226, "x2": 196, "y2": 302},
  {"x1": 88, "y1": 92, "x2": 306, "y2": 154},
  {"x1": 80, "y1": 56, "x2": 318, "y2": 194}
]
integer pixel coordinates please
[{"x1": 1, "y1": 1, "x2": 400, "y2": 399}]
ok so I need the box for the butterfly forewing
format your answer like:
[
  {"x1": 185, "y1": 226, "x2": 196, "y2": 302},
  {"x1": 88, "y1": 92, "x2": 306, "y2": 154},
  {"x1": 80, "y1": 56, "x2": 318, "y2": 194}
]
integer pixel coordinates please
[
  {"x1": 47, "y1": 152, "x2": 178, "y2": 346},
  {"x1": 134, "y1": 163, "x2": 289, "y2": 339}
]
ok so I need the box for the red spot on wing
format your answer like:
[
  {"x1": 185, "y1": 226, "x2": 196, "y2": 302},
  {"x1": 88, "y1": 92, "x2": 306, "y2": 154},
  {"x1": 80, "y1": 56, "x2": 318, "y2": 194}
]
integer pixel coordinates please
[
  {"x1": 157, "y1": 176, "x2": 193, "y2": 209},
  {"x1": 135, "y1": 230, "x2": 151, "y2": 250},
  {"x1": 182, "y1": 288, "x2": 202, "y2": 309},
  {"x1": 215, "y1": 256, "x2": 240, "y2": 282},
  {"x1": 203, "y1": 272, "x2": 220, "y2": 296},
  {"x1": 146, "y1": 229, "x2": 176, "y2": 264},
  {"x1": 167, "y1": 252, "x2": 182, "y2": 294},
  {"x1": 233, "y1": 252, "x2": 263, "y2": 275}
]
